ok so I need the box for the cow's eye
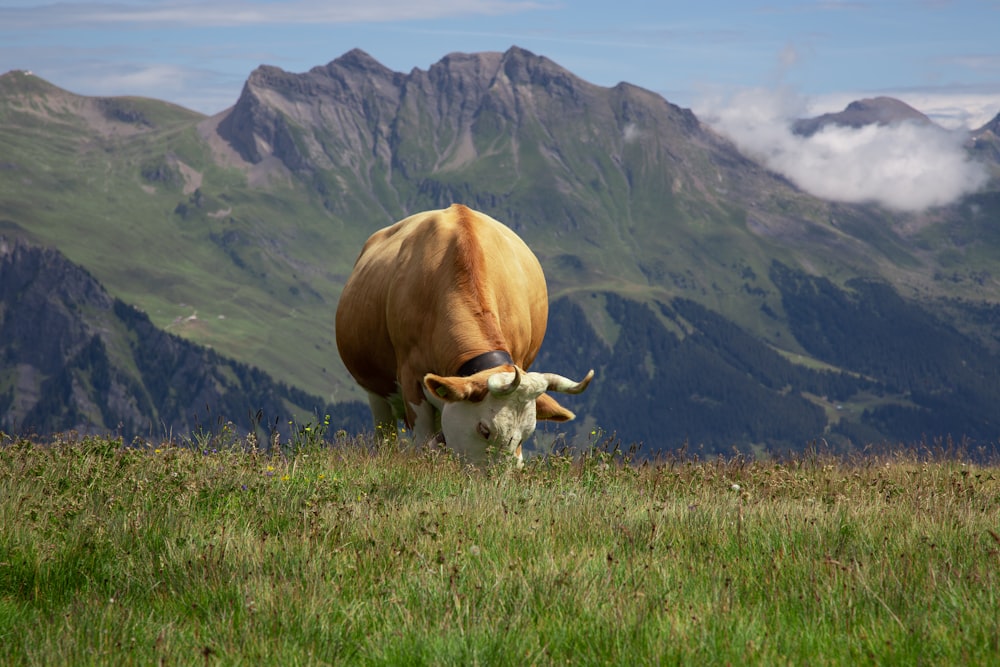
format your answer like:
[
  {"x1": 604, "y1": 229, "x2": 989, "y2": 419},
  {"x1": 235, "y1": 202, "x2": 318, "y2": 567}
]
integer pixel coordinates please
[{"x1": 477, "y1": 422, "x2": 491, "y2": 440}]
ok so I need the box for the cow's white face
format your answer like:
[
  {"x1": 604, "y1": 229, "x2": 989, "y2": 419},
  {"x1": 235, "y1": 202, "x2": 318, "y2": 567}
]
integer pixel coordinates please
[
  {"x1": 423, "y1": 367, "x2": 594, "y2": 467},
  {"x1": 438, "y1": 372, "x2": 547, "y2": 466}
]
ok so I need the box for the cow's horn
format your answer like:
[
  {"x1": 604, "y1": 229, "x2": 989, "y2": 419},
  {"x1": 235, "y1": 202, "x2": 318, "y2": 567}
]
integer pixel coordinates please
[
  {"x1": 543, "y1": 369, "x2": 595, "y2": 394},
  {"x1": 487, "y1": 366, "x2": 522, "y2": 396}
]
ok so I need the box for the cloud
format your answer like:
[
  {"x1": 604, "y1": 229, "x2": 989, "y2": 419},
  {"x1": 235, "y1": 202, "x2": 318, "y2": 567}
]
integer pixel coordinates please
[
  {"x1": 87, "y1": 63, "x2": 196, "y2": 92},
  {"x1": 623, "y1": 123, "x2": 642, "y2": 143},
  {"x1": 777, "y1": 44, "x2": 800, "y2": 70},
  {"x1": 885, "y1": 91, "x2": 1000, "y2": 130},
  {"x1": 697, "y1": 87, "x2": 990, "y2": 212},
  {"x1": 947, "y1": 53, "x2": 1000, "y2": 74},
  {"x1": 0, "y1": 0, "x2": 550, "y2": 28},
  {"x1": 76, "y1": 62, "x2": 239, "y2": 111}
]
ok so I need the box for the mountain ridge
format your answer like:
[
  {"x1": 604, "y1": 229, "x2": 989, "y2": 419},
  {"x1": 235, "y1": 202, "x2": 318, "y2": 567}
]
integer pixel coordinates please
[
  {"x1": 0, "y1": 68, "x2": 204, "y2": 136},
  {"x1": 208, "y1": 46, "x2": 933, "y2": 307}
]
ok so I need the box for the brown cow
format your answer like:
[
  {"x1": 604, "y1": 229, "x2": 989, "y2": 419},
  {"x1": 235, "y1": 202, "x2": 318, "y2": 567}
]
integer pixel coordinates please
[{"x1": 335, "y1": 204, "x2": 593, "y2": 465}]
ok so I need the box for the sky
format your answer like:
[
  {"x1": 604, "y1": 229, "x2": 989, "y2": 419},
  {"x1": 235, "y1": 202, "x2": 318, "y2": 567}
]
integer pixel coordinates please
[{"x1": 2, "y1": 0, "x2": 1000, "y2": 210}]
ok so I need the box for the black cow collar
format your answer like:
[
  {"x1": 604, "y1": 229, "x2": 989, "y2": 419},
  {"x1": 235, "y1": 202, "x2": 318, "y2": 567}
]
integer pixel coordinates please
[{"x1": 456, "y1": 350, "x2": 515, "y2": 377}]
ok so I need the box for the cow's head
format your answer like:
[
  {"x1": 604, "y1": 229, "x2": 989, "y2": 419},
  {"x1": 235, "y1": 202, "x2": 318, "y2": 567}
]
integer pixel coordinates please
[{"x1": 422, "y1": 366, "x2": 594, "y2": 466}]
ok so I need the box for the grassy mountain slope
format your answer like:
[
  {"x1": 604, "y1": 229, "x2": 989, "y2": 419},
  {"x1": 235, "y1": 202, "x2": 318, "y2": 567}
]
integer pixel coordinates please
[{"x1": 0, "y1": 69, "x2": 369, "y2": 402}]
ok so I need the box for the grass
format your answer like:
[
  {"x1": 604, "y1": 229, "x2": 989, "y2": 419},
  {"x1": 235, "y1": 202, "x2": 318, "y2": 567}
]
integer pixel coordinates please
[{"x1": 2, "y1": 431, "x2": 999, "y2": 665}]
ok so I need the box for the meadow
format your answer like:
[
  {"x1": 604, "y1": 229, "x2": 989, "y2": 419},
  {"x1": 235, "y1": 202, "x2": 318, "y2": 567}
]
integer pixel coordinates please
[{"x1": 1, "y1": 428, "x2": 998, "y2": 665}]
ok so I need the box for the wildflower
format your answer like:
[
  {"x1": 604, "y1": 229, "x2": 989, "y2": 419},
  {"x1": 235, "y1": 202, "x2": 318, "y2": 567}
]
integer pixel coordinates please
[
  {"x1": 731, "y1": 483, "x2": 741, "y2": 492},
  {"x1": 154, "y1": 448, "x2": 162, "y2": 454},
  {"x1": 281, "y1": 474, "x2": 290, "y2": 481}
]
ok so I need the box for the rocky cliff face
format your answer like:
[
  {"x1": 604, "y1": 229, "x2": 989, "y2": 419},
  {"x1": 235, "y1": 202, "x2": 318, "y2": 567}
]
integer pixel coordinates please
[
  {"x1": 217, "y1": 49, "x2": 406, "y2": 170},
  {"x1": 217, "y1": 46, "x2": 710, "y2": 169}
]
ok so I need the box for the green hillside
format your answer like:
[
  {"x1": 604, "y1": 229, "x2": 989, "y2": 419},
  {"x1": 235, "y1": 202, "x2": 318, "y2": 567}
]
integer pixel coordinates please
[{"x1": 0, "y1": 69, "x2": 368, "y2": 403}]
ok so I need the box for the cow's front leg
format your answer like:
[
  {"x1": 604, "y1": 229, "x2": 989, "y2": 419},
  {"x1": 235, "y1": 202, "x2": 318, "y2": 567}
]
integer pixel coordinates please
[
  {"x1": 407, "y1": 397, "x2": 439, "y2": 446},
  {"x1": 399, "y1": 367, "x2": 441, "y2": 447},
  {"x1": 367, "y1": 391, "x2": 398, "y2": 443}
]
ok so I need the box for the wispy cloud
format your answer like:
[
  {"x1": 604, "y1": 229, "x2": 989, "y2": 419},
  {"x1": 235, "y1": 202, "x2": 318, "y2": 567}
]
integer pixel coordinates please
[
  {"x1": 698, "y1": 87, "x2": 990, "y2": 212},
  {"x1": 755, "y1": 1, "x2": 872, "y2": 15},
  {"x1": 0, "y1": 0, "x2": 554, "y2": 112},
  {"x1": 0, "y1": 0, "x2": 550, "y2": 28},
  {"x1": 946, "y1": 53, "x2": 1000, "y2": 73},
  {"x1": 78, "y1": 62, "x2": 227, "y2": 103}
]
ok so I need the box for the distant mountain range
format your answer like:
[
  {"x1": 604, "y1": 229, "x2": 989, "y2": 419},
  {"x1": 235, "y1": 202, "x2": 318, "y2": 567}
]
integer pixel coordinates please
[
  {"x1": 792, "y1": 96, "x2": 933, "y2": 136},
  {"x1": 2, "y1": 48, "x2": 999, "y2": 455}
]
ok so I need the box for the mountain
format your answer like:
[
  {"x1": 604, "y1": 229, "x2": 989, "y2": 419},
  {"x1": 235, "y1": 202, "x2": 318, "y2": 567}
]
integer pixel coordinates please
[
  {"x1": 969, "y1": 111, "x2": 1000, "y2": 165},
  {"x1": 2, "y1": 52, "x2": 1000, "y2": 455},
  {"x1": 792, "y1": 96, "x2": 934, "y2": 136},
  {"x1": 979, "y1": 111, "x2": 1000, "y2": 136},
  {"x1": 0, "y1": 238, "x2": 366, "y2": 441}
]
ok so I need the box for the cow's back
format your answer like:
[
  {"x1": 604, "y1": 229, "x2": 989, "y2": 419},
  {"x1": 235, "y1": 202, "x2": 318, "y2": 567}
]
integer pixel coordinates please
[{"x1": 335, "y1": 204, "x2": 548, "y2": 402}]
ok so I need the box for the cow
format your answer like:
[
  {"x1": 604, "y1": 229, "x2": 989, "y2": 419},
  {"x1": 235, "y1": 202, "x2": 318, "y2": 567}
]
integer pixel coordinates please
[{"x1": 335, "y1": 204, "x2": 594, "y2": 466}]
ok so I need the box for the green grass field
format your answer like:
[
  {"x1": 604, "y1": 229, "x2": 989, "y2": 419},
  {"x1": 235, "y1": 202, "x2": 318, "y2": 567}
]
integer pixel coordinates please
[{"x1": 1, "y1": 431, "x2": 998, "y2": 665}]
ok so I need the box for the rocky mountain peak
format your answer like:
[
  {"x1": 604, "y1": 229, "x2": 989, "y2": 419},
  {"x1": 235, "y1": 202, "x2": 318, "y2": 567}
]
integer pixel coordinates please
[
  {"x1": 497, "y1": 45, "x2": 576, "y2": 87},
  {"x1": 213, "y1": 45, "x2": 705, "y2": 187},
  {"x1": 843, "y1": 96, "x2": 929, "y2": 123},
  {"x1": 793, "y1": 96, "x2": 933, "y2": 136},
  {"x1": 321, "y1": 48, "x2": 396, "y2": 77}
]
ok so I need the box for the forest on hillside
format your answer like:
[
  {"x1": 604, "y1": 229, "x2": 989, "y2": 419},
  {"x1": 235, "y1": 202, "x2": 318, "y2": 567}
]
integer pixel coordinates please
[{"x1": 535, "y1": 262, "x2": 1000, "y2": 459}]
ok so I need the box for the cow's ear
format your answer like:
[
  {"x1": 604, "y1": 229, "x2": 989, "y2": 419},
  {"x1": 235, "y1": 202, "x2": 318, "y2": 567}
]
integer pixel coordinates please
[
  {"x1": 536, "y1": 393, "x2": 575, "y2": 422},
  {"x1": 424, "y1": 374, "x2": 488, "y2": 402},
  {"x1": 424, "y1": 374, "x2": 467, "y2": 402}
]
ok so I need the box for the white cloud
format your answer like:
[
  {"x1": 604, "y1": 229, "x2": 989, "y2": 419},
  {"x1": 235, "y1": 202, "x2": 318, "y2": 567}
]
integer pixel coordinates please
[
  {"x1": 0, "y1": 0, "x2": 549, "y2": 28},
  {"x1": 88, "y1": 63, "x2": 194, "y2": 92},
  {"x1": 777, "y1": 44, "x2": 800, "y2": 70},
  {"x1": 697, "y1": 87, "x2": 991, "y2": 212},
  {"x1": 623, "y1": 123, "x2": 641, "y2": 143},
  {"x1": 4, "y1": 54, "x2": 236, "y2": 113}
]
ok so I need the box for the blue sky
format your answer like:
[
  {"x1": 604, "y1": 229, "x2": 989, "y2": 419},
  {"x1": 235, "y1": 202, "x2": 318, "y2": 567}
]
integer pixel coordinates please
[{"x1": 2, "y1": 0, "x2": 999, "y2": 127}]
